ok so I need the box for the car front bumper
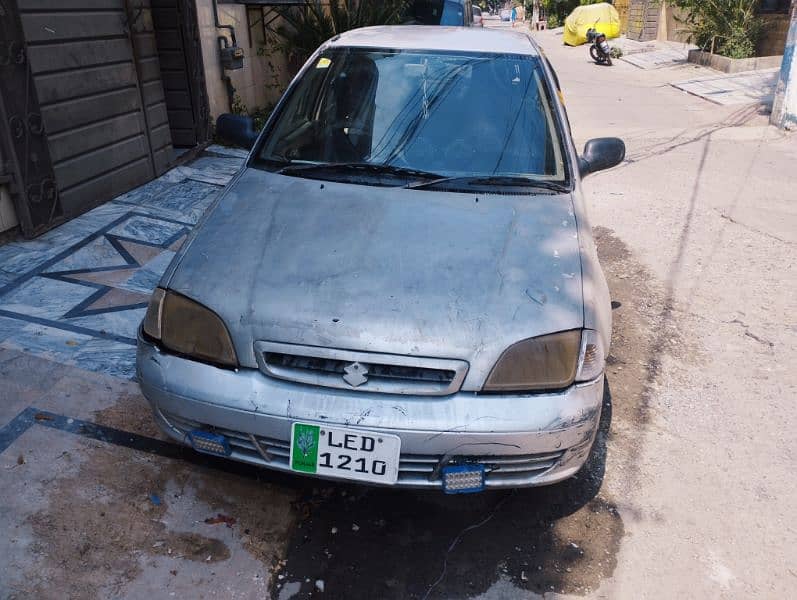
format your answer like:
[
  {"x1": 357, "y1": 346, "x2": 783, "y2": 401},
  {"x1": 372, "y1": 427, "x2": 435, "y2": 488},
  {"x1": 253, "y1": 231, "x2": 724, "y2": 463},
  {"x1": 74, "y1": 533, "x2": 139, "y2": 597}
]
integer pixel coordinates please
[{"x1": 137, "y1": 335, "x2": 604, "y2": 490}]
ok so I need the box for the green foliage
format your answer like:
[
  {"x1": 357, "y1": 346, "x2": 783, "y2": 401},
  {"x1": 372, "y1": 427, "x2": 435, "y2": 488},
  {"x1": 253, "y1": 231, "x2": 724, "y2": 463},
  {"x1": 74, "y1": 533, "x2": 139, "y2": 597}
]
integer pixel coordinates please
[
  {"x1": 250, "y1": 106, "x2": 273, "y2": 132},
  {"x1": 231, "y1": 94, "x2": 248, "y2": 116},
  {"x1": 671, "y1": 0, "x2": 766, "y2": 59},
  {"x1": 541, "y1": 0, "x2": 580, "y2": 25},
  {"x1": 269, "y1": 0, "x2": 410, "y2": 66}
]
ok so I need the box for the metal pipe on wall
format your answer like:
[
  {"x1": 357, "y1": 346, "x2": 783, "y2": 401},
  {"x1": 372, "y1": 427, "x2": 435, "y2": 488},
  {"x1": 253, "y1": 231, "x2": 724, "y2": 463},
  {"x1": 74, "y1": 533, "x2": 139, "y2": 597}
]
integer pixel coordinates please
[{"x1": 211, "y1": 0, "x2": 237, "y2": 46}]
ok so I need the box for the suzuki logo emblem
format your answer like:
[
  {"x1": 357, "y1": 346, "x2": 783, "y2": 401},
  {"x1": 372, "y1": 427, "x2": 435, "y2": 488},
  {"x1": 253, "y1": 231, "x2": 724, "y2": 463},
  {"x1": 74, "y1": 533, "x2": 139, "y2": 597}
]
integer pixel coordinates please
[{"x1": 343, "y1": 362, "x2": 368, "y2": 387}]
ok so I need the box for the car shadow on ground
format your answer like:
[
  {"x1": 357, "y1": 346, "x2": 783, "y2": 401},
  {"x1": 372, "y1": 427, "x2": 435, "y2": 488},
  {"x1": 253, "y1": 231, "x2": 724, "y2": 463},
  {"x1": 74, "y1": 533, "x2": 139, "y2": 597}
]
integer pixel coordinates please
[{"x1": 270, "y1": 381, "x2": 621, "y2": 599}]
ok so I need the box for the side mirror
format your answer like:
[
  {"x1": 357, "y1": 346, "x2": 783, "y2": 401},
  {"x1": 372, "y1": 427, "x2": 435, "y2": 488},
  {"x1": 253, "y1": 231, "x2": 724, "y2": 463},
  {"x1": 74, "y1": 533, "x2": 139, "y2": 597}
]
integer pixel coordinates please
[
  {"x1": 216, "y1": 114, "x2": 258, "y2": 150},
  {"x1": 579, "y1": 137, "x2": 626, "y2": 177}
]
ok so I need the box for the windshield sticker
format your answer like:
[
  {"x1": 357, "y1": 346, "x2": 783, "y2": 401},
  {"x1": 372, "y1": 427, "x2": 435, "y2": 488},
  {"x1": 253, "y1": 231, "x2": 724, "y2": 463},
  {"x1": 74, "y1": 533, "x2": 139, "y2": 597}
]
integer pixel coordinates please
[{"x1": 316, "y1": 57, "x2": 332, "y2": 69}]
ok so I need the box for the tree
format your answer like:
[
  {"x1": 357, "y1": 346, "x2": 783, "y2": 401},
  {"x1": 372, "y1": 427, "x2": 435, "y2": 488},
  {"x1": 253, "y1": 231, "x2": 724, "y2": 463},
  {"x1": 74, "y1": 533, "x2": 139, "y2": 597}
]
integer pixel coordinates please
[
  {"x1": 541, "y1": 0, "x2": 580, "y2": 26},
  {"x1": 270, "y1": 0, "x2": 410, "y2": 66}
]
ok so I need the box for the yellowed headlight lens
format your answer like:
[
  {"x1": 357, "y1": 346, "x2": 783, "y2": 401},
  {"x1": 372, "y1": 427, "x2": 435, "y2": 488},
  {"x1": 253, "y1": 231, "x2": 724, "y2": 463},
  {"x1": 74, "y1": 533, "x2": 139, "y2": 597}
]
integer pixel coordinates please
[
  {"x1": 483, "y1": 330, "x2": 581, "y2": 392},
  {"x1": 160, "y1": 291, "x2": 238, "y2": 367}
]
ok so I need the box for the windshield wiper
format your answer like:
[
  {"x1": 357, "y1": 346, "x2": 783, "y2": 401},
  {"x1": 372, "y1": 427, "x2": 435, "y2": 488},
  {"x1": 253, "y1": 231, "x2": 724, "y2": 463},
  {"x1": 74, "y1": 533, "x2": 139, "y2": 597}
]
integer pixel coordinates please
[
  {"x1": 406, "y1": 175, "x2": 570, "y2": 192},
  {"x1": 277, "y1": 161, "x2": 443, "y2": 182}
]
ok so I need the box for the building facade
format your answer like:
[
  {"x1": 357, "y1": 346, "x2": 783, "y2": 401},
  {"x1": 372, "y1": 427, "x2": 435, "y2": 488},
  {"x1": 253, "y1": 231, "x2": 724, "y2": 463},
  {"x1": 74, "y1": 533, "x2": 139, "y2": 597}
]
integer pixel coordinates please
[{"x1": 0, "y1": 0, "x2": 292, "y2": 237}]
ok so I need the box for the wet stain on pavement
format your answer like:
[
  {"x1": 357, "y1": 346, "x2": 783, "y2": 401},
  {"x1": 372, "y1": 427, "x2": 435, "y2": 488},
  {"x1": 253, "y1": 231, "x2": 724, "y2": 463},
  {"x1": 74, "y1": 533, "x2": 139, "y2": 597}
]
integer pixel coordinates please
[{"x1": 271, "y1": 385, "x2": 621, "y2": 599}]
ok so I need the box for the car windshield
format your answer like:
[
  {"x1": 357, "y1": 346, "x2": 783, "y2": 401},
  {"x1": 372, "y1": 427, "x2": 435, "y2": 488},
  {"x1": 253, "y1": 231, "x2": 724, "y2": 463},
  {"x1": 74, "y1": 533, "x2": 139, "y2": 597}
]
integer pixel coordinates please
[{"x1": 257, "y1": 47, "x2": 567, "y2": 186}]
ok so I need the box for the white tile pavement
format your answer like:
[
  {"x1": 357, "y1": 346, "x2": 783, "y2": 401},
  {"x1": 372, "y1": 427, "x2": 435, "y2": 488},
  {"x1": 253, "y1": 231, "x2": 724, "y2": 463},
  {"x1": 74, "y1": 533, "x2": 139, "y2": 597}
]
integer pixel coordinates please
[
  {"x1": 621, "y1": 45, "x2": 693, "y2": 69},
  {"x1": 670, "y1": 68, "x2": 780, "y2": 106}
]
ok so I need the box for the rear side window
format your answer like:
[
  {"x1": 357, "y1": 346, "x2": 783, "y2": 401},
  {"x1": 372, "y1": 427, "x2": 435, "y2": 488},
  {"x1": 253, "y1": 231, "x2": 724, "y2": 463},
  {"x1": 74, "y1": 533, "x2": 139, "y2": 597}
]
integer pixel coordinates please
[{"x1": 413, "y1": 0, "x2": 466, "y2": 26}]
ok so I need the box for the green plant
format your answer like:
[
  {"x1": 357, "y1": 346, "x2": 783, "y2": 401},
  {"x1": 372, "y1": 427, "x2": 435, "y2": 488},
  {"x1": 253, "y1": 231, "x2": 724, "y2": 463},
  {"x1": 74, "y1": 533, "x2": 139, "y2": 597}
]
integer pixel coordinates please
[
  {"x1": 541, "y1": 0, "x2": 580, "y2": 26},
  {"x1": 671, "y1": 0, "x2": 766, "y2": 59},
  {"x1": 231, "y1": 94, "x2": 248, "y2": 116},
  {"x1": 269, "y1": 0, "x2": 409, "y2": 66},
  {"x1": 251, "y1": 105, "x2": 273, "y2": 132}
]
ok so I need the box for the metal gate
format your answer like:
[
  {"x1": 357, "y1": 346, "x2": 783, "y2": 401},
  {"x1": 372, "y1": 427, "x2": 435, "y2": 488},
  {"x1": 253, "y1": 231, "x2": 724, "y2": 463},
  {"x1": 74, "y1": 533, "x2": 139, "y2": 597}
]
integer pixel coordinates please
[
  {"x1": 0, "y1": 0, "x2": 208, "y2": 238},
  {"x1": 0, "y1": 0, "x2": 64, "y2": 237},
  {"x1": 152, "y1": 0, "x2": 210, "y2": 147}
]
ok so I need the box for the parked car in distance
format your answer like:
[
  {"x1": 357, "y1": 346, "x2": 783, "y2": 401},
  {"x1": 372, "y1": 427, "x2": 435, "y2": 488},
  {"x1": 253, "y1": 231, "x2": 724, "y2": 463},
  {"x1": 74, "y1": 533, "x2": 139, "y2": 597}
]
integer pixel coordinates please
[
  {"x1": 139, "y1": 26, "x2": 625, "y2": 494},
  {"x1": 409, "y1": 0, "x2": 474, "y2": 26},
  {"x1": 472, "y1": 5, "x2": 483, "y2": 26},
  {"x1": 500, "y1": 8, "x2": 512, "y2": 21}
]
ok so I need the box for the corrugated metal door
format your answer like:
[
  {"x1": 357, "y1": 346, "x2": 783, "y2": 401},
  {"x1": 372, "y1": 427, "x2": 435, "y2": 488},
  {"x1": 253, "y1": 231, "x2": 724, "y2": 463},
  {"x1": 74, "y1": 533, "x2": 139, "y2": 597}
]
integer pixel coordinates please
[
  {"x1": 13, "y1": 0, "x2": 173, "y2": 231},
  {"x1": 627, "y1": 0, "x2": 659, "y2": 41},
  {"x1": 152, "y1": 0, "x2": 198, "y2": 147}
]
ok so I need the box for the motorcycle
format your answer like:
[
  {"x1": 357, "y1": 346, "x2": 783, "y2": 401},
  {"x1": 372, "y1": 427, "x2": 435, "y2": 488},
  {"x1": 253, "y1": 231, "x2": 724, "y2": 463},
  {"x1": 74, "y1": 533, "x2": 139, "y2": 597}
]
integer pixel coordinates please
[{"x1": 586, "y1": 27, "x2": 612, "y2": 66}]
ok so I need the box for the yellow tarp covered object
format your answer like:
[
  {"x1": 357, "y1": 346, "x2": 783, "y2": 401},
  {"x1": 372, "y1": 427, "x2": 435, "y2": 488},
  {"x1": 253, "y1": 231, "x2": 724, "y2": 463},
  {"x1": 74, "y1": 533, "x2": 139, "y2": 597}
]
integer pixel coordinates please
[{"x1": 563, "y1": 3, "x2": 621, "y2": 47}]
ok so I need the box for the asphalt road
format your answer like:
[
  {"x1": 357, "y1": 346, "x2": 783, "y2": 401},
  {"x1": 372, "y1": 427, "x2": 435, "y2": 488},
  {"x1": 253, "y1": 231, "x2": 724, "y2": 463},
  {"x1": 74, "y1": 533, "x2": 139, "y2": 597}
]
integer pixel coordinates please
[{"x1": 1, "y1": 18, "x2": 794, "y2": 600}]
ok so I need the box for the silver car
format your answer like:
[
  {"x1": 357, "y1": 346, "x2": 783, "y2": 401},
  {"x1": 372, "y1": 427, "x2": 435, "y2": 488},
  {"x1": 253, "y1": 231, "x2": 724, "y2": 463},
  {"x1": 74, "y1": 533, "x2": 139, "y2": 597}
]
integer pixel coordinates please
[{"x1": 137, "y1": 26, "x2": 625, "y2": 494}]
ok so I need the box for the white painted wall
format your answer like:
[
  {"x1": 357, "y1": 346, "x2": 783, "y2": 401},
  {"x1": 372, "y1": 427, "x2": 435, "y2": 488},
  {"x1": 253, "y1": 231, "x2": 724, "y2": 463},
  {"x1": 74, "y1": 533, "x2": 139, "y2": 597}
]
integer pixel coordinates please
[{"x1": 195, "y1": 0, "x2": 290, "y2": 119}]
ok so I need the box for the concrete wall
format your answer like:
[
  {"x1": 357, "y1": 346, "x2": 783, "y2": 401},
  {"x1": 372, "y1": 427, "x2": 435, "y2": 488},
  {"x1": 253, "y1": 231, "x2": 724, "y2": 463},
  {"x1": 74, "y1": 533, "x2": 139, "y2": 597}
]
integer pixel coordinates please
[
  {"x1": 656, "y1": 3, "x2": 691, "y2": 44},
  {"x1": 759, "y1": 13, "x2": 791, "y2": 57},
  {"x1": 196, "y1": 0, "x2": 290, "y2": 119}
]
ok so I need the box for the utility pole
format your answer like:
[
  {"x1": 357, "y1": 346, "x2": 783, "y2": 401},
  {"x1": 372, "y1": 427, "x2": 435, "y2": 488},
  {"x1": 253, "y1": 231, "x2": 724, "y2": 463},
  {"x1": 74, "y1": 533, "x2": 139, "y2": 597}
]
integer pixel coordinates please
[{"x1": 771, "y1": 0, "x2": 797, "y2": 129}]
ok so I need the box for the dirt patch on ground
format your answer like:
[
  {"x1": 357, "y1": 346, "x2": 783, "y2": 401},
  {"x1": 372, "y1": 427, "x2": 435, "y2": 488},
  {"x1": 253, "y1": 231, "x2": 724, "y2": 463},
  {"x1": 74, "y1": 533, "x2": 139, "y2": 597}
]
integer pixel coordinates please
[
  {"x1": 22, "y1": 438, "x2": 299, "y2": 599},
  {"x1": 190, "y1": 466, "x2": 299, "y2": 568},
  {"x1": 593, "y1": 226, "x2": 701, "y2": 489},
  {"x1": 92, "y1": 390, "x2": 163, "y2": 439}
]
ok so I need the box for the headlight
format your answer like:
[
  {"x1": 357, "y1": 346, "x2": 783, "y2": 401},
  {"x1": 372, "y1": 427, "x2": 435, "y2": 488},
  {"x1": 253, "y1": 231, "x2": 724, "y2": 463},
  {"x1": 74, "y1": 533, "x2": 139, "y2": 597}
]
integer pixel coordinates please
[
  {"x1": 483, "y1": 329, "x2": 605, "y2": 392},
  {"x1": 483, "y1": 330, "x2": 581, "y2": 392},
  {"x1": 142, "y1": 288, "x2": 238, "y2": 368}
]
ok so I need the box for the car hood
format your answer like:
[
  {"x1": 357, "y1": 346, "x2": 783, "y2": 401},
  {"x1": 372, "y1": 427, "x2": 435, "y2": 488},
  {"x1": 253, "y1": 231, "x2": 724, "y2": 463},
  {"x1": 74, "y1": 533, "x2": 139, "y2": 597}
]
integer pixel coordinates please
[{"x1": 165, "y1": 168, "x2": 584, "y2": 389}]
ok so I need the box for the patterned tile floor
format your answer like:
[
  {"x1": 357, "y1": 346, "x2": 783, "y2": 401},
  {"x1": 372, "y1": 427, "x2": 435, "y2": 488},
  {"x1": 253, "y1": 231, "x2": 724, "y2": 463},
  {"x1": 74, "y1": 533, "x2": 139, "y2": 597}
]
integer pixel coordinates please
[{"x1": 0, "y1": 146, "x2": 245, "y2": 380}]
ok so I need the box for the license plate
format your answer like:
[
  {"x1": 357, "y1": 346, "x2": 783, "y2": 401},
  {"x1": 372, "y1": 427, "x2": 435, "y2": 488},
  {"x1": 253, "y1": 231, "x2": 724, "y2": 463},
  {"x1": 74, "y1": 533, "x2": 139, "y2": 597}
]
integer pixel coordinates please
[{"x1": 290, "y1": 423, "x2": 401, "y2": 484}]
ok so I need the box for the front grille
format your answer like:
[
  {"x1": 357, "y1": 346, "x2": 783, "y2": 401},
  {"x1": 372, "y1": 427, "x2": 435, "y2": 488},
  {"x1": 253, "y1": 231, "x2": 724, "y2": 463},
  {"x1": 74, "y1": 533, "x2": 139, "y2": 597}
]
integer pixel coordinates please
[
  {"x1": 160, "y1": 411, "x2": 563, "y2": 488},
  {"x1": 254, "y1": 341, "x2": 468, "y2": 396},
  {"x1": 265, "y1": 352, "x2": 456, "y2": 384}
]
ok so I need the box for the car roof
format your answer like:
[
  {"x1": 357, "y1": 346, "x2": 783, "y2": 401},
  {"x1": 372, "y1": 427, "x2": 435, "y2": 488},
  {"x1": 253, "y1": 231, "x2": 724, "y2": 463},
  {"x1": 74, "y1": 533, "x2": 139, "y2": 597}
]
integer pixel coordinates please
[{"x1": 327, "y1": 26, "x2": 540, "y2": 57}]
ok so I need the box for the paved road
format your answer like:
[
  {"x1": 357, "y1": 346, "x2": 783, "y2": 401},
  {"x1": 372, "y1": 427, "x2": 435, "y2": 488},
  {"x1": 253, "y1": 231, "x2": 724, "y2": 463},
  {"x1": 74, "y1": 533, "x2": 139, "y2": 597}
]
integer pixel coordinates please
[
  {"x1": 1, "y1": 21, "x2": 794, "y2": 600},
  {"x1": 525, "y1": 24, "x2": 796, "y2": 599}
]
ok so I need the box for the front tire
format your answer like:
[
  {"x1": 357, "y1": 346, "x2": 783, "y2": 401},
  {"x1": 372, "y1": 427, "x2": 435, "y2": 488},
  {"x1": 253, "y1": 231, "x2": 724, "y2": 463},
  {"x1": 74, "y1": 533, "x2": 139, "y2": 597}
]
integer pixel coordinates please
[{"x1": 589, "y1": 45, "x2": 601, "y2": 63}]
